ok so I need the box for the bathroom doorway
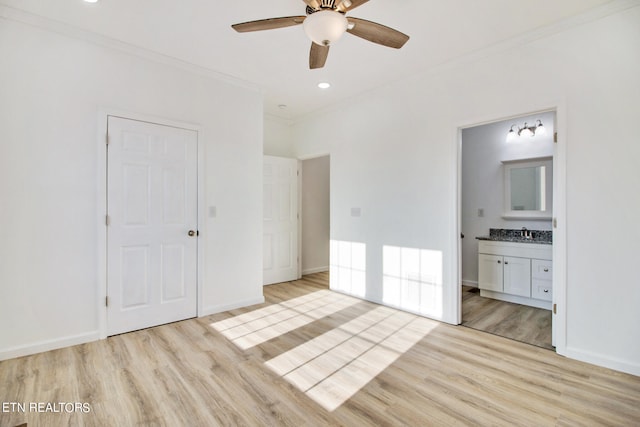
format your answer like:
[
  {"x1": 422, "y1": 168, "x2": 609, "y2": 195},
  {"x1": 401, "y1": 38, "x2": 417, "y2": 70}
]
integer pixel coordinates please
[{"x1": 458, "y1": 111, "x2": 558, "y2": 350}]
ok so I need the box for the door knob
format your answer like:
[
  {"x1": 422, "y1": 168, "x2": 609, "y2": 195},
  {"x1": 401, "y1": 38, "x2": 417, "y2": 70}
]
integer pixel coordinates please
[{"x1": 188, "y1": 230, "x2": 196, "y2": 237}]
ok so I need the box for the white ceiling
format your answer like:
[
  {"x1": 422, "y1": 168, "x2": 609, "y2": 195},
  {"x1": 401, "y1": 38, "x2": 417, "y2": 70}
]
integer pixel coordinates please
[{"x1": 1, "y1": 0, "x2": 615, "y2": 120}]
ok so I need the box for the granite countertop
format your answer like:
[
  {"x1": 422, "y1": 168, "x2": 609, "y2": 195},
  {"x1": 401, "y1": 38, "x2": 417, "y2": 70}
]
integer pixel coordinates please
[{"x1": 475, "y1": 228, "x2": 552, "y2": 245}]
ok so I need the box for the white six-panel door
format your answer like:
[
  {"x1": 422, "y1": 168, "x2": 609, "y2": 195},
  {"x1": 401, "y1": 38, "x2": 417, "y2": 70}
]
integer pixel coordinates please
[
  {"x1": 263, "y1": 156, "x2": 299, "y2": 285},
  {"x1": 107, "y1": 116, "x2": 198, "y2": 336}
]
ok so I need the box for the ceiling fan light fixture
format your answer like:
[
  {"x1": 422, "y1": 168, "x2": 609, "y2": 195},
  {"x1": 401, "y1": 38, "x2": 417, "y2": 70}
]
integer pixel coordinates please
[{"x1": 303, "y1": 10, "x2": 348, "y2": 46}]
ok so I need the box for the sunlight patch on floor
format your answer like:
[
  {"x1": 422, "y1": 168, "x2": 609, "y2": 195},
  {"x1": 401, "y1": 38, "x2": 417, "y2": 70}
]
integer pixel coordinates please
[
  {"x1": 266, "y1": 306, "x2": 438, "y2": 411},
  {"x1": 210, "y1": 290, "x2": 361, "y2": 349}
]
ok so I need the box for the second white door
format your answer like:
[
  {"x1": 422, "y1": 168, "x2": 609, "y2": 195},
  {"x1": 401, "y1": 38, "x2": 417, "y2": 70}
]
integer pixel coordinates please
[{"x1": 263, "y1": 155, "x2": 299, "y2": 285}]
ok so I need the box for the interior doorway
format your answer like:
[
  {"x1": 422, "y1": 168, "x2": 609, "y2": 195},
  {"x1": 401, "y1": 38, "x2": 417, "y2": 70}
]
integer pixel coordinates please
[
  {"x1": 458, "y1": 111, "x2": 557, "y2": 350},
  {"x1": 301, "y1": 155, "x2": 330, "y2": 276}
]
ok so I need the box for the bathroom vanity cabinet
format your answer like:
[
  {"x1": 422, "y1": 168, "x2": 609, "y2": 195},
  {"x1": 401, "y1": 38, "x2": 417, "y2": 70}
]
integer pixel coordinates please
[{"x1": 478, "y1": 240, "x2": 552, "y2": 310}]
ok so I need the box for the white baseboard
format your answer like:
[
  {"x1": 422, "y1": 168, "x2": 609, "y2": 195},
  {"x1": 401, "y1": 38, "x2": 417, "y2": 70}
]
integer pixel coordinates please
[
  {"x1": 200, "y1": 296, "x2": 265, "y2": 317},
  {"x1": 0, "y1": 331, "x2": 100, "y2": 362},
  {"x1": 564, "y1": 346, "x2": 640, "y2": 377},
  {"x1": 302, "y1": 266, "x2": 329, "y2": 275},
  {"x1": 462, "y1": 280, "x2": 478, "y2": 288}
]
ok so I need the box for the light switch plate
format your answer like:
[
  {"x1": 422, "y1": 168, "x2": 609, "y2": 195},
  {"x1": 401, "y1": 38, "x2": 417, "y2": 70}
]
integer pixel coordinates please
[{"x1": 351, "y1": 207, "x2": 361, "y2": 217}]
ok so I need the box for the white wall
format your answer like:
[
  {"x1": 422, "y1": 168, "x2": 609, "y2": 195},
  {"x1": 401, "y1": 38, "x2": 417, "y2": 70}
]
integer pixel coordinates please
[
  {"x1": 301, "y1": 156, "x2": 330, "y2": 274},
  {"x1": 264, "y1": 115, "x2": 294, "y2": 157},
  {"x1": 461, "y1": 112, "x2": 554, "y2": 286},
  {"x1": 0, "y1": 15, "x2": 263, "y2": 358},
  {"x1": 291, "y1": 6, "x2": 640, "y2": 375}
]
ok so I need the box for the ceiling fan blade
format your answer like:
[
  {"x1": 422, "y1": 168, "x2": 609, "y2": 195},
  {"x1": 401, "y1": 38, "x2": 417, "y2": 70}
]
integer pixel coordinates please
[
  {"x1": 232, "y1": 16, "x2": 306, "y2": 33},
  {"x1": 301, "y1": 0, "x2": 321, "y2": 9},
  {"x1": 309, "y1": 42, "x2": 330, "y2": 69},
  {"x1": 347, "y1": 17, "x2": 409, "y2": 49},
  {"x1": 336, "y1": 0, "x2": 369, "y2": 13}
]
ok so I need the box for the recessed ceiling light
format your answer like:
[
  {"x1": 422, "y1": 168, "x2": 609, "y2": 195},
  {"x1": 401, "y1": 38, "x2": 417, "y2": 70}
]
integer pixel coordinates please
[
  {"x1": 318, "y1": 82, "x2": 331, "y2": 89},
  {"x1": 84, "y1": 0, "x2": 99, "y2": 3},
  {"x1": 278, "y1": 104, "x2": 287, "y2": 109}
]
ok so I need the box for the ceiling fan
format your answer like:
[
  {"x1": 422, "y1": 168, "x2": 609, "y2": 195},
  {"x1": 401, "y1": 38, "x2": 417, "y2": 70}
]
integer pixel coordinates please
[{"x1": 231, "y1": 0, "x2": 409, "y2": 69}]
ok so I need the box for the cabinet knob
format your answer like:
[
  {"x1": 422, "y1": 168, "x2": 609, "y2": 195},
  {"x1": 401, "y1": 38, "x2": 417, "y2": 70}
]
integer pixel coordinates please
[
  {"x1": 543, "y1": 289, "x2": 549, "y2": 293},
  {"x1": 543, "y1": 268, "x2": 549, "y2": 272},
  {"x1": 497, "y1": 260, "x2": 501, "y2": 264},
  {"x1": 504, "y1": 261, "x2": 509, "y2": 265}
]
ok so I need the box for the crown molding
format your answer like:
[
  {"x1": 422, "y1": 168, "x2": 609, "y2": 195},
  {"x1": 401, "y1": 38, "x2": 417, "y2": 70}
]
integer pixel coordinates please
[
  {"x1": 422, "y1": 0, "x2": 640, "y2": 78},
  {"x1": 264, "y1": 113, "x2": 294, "y2": 127},
  {"x1": 0, "y1": 4, "x2": 262, "y2": 93}
]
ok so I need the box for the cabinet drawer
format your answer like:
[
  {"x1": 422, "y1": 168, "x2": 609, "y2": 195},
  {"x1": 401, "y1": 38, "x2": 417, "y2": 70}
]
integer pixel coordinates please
[
  {"x1": 532, "y1": 279, "x2": 552, "y2": 301},
  {"x1": 532, "y1": 259, "x2": 552, "y2": 280}
]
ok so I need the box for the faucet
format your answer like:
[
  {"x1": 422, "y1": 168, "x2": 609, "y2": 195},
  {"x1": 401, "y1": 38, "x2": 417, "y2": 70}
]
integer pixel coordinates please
[{"x1": 521, "y1": 227, "x2": 531, "y2": 239}]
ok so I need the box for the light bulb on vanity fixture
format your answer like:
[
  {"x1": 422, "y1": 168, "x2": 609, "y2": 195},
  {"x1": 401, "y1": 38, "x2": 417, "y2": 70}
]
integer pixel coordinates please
[
  {"x1": 506, "y1": 119, "x2": 546, "y2": 142},
  {"x1": 506, "y1": 125, "x2": 519, "y2": 143}
]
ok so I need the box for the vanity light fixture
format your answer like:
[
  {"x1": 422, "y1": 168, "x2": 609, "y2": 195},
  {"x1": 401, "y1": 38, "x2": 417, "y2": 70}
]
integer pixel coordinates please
[{"x1": 506, "y1": 119, "x2": 546, "y2": 142}]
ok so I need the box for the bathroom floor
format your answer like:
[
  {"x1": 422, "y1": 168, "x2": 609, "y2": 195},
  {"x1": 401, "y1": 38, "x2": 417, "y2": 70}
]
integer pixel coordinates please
[{"x1": 461, "y1": 286, "x2": 553, "y2": 350}]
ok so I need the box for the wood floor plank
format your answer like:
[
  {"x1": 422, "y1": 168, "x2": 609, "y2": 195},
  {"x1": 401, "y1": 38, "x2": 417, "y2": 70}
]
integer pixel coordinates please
[
  {"x1": 1, "y1": 272, "x2": 639, "y2": 426},
  {"x1": 462, "y1": 285, "x2": 553, "y2": 349}
]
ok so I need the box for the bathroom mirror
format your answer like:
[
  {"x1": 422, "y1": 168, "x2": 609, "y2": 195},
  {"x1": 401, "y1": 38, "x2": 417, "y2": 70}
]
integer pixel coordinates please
[{"x1": 502, "y1": 157, "x2": 553, "y2": 220}]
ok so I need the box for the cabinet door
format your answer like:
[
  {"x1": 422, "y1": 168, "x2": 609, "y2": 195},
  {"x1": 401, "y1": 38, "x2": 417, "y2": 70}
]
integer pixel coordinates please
[
  {"x1": 479, "y1": 254, "x2": 503, "y2": 291},
  {"x1": 503, "y1": 256, "x2": 531, "y2": 297}
]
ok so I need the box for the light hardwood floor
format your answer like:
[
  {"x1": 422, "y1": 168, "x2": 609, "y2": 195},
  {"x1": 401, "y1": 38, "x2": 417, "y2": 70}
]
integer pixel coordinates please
[
  {"x1": 1, "y1": 272, "x2": 639, "y2": 426},
  {"x1": 462, "y1": 286, "x2": 553, "y2": 350}
]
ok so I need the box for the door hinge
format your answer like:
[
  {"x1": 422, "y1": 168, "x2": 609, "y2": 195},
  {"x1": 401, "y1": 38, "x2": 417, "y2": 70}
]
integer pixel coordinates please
[
  {"x1": 105, "y1": 215, "x2": 110, "y2": 226},
  {"x1": 297, "y1": 170, "x2": 300, "y2": 176},
  {"x1": 553, "y1": 132, "x2": 558, "y2": 143},
  {"x1": 553, "y1": 218, "x2": 557, "y2": 228},
  {"x1": 105, "y1": 296, "x2": 109, "y2": 307},
  {"x1": 106, "y1": 133, "x2": 110, "y2": 145},
  {"x1": 553, "y1": 303, "x2": 557, "y2": 314}
]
